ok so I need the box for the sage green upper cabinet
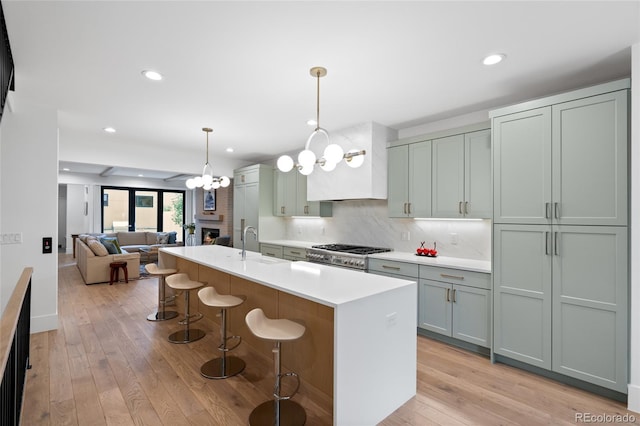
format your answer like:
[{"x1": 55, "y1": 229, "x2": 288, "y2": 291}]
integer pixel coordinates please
[
  {"x1": 273, "y1": 169, "x2": 332, "y2": 217},
  {"x1": 493, "y1": 107, "x2": 552, "y2": 224},
  {"x1": 551, "y1": 91, "x2": 628, "y2": 226},
  {"x1": 493, "y1": 89, "x2": 628, "y2": 226},
  {"x1": 388, "y1": 141, "x2": 431, "y2": 218},
  {"x1": 432, "y1": 129, "x2": 491, "y2": 218}
]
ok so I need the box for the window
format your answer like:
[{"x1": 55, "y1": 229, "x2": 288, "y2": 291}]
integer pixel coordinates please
[{"x1": 101, "y1": 187, "x2": 185, "y2": 241}]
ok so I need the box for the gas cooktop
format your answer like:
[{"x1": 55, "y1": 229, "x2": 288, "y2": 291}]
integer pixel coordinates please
[{"x1": 311, "y1": 244, "x2": 392, "y2": 255}]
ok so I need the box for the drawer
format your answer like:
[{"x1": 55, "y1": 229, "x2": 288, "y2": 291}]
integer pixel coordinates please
[
  {"x1": 368, "y1": 258, "x2": 419, "y2": 278},
  {"x1": 260, "y1": 244, "x2": 283, "y2": 259},
  {"x1": 234, "y1": 168, "x2": 258, "y2": 185},
  {"x1": 283, "y1": 246, "x2": 306, "y2": 260},
  {"x1": 419, "y1": 265, "x2": 490, "y2": 289}
]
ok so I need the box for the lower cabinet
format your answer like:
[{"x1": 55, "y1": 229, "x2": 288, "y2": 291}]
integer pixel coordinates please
[
  {"x1": 418, "y1": 266, "x2": 491, "y2": 348},
  {"x1": 260, "y1": 243, "x2": 283, "y2": 258},
  {"x1": 493, "y1": 224, "x2": 628, "y2": 393},
  {"x1": 283, "y1": 246, "x2": 306, "y2": 261}
]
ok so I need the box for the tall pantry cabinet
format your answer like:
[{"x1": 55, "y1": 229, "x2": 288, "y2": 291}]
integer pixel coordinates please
[
  {"x1": 233, "y1": 164, "x2": 274, "y2": 252},
  {"x1": 491, "y1": 79, "x2": 629, "y2": 393}
]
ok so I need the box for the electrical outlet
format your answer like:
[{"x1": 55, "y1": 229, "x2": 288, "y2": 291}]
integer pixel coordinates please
[
  {"x1": 401, "y1": 231, "x2": 410, "y2": 241},
  {"x1": 450, "y1": 233, "x2": 459, "y2": 245},
  {"x1": 386, "y1": 312, "x2": 397, "y2": 327}
]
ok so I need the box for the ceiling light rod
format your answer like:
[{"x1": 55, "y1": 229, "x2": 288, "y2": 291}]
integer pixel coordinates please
[
  {"x1": 185, "y1": 128, "x2": 230, "y2": 190},
  {"x1": 277, "y1": 66, "x2": 366, "y2": 175}
]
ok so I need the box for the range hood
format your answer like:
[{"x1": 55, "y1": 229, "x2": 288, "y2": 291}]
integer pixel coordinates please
[{"x1": 307, "y1": 121, "x2": 397, "y2": 201}]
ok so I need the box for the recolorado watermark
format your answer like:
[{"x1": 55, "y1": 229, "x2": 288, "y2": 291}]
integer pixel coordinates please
[{"x1": 575, "y1": 412, "x2": 636, "y2": 423}]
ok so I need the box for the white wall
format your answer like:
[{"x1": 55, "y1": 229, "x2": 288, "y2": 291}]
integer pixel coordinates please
[
  {"x1": 628, "y1": 41, "x2": 640, "y2": 415},
  {"x1": 0, "y1": 93, "x2": 58, "y2": 332}
]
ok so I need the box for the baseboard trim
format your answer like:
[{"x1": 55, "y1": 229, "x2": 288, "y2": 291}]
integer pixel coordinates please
[
  {"x1": 30, "y1": 313, "x2": 58, "y2": 333},
  {"x1": 628, "y1": 384, "x2": 640, "y2": 414}
]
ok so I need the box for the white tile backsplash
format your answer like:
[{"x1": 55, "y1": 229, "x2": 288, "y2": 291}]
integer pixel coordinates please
[{"x1": 282, "y1": 199, "x2": 491, "y2": 260}]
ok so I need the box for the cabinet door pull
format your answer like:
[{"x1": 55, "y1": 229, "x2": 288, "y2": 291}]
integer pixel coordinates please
[
  {"x1": 458, "y1": 201, "x2": 463, "y2": 215},
  {"x1": 382, "y1": 265, "x2": 401, "y2": 270},
  {"x1": 545, "y1": 231, "x2": 550, "y2": 255},
  {"x1": 440, "y1": 273, "x2": 464, "y2": 280},
  {"x1": 290, "y1": 250, "x2": 301, "y2": 255},
  {"x1": 304, "y1": 205, "x2": 309, "y2": 215},
  {"x1": 545, "y1": 202, "x2": 551, "y2": 219},
  {"x1": 554, "y1": 202, "x2": 560, "y2": 219},
  {"x1": 407, "y1": 203, "x2": 412, "y2": 215},
  {"x1": 265, "y1": 252, "x2": 275, "y2": 257},
  {"x1": 446, "y1": 288, "x2": 450, "y2": 302},
  {"x1": 554, "y1": 231, "x2": 559, "y2": 256},
  {"x1": 403, "y1": 203, "x2": 407, "y2": 214},
  {"x1": 281, "y1": 206, "x2": 285, "y2": 214},
  {"x1": 452, "y1": 289, "x2": 457, "y2": 303},
  {"x1": 464, "y1": 201, "x2": 469, "y2": 215}
]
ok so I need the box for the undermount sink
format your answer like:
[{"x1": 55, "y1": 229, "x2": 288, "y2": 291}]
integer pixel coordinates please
[{"x1": 246, "y1": 256, "x2": 284, "y2": 265}]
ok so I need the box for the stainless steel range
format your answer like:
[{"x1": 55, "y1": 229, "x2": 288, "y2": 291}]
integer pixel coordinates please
[{"x1": 306, "y1": 244, "x2": 392, "y2": 271}]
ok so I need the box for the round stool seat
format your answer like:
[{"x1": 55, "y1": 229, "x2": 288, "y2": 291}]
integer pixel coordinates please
[
  {"x1": 198, "y1": 287, "x2": 246, "y2": 380},
  {"x1": 145, "y1": 264, "x2": 178, "y2": 322},
  {"x1": 245, "y1": 308, "x2": 305, "y2": 341},
  {"x1": 198, "y1": 286, "x2": 245, "y2": 309},
  {"x1": 144, "y1": 263, "x2": 177, "y2": 276},
  {"x1": 166, "y1": 273, "x2": 204, "y2": 291},
  {"x1": 165, "y1": 273, "x2": 205, "y2": 344}
]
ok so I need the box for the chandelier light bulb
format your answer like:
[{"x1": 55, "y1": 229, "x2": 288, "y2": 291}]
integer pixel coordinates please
[
  {"x1": 212, "y1": 181, "x2": 221, "y2": 189},
  {"x1": 324, "y1": 143, "x2": 344, "y2": 164},
  {"x1": 202, "y1": 173, "x2": 214, "y2": 186},
  {"x1": 193, "y1": 176, "x2": 203, "y2": 187},
  {"x1": 298, "y1": 149, "x2": 317, "y2": 168},
  {"x1": 203, "y1": 182, "x2": 213, "y2": 190},
  {"x1": 319, "y1": 159, "x2": 337, "y2": 172},
  {"x1": 186, "y1": 178, "x2": 196, "y2": 189},
  {"x1": 346, "y1": 149, "x2": 365, "y2": 168},
  {"x1": 277, "y1": 155, "x2": 295, "y2": 172},
  {"x1": 220, "y1": 176, "x2": 230, "y2": 187},
  {"x1": 299, "y1": 164, "x2": 314, "y2": 175}
]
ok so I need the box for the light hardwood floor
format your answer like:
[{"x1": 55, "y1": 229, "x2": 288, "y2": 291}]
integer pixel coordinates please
[{"x1": 21, "y1": 254, "x2": 639, "y2": 425}]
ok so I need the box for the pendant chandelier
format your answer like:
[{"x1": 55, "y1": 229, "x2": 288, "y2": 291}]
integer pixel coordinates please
[
  {"x1": 277, "y1": 67, "x2": 366, "y2": 175},
  {"x1": 185, "y1": 127, "x2": 230, "y2": 190}
]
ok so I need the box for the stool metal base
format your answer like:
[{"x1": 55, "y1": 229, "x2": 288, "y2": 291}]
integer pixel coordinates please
[
  {"x1": 200, "y1": 356, "x2": 245, "y2": 379},
  {"x1": 168, "y1": 328, "x2": 205, "y2": 344},
  {"x1": 178, "y1": 312, "x2": 203, "y2": 325},
  {"x1": 249, "y1": 400, "x2": 306, "y2": 426},
  {"x1": 147, "y1": 310, "x2": 179, "y2": 322}
]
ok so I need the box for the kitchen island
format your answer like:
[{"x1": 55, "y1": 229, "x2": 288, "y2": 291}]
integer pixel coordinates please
[{"x1": 159, "y1": 245, "x2": 416, "y2": 425}]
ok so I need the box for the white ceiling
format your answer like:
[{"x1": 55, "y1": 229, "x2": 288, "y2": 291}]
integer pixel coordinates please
[{"x1": 4, "y1": 1, "x2": 640, "y2": 181}]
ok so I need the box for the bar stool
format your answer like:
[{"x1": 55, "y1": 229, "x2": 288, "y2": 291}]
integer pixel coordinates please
[
  {"x1": 165, "y1": 273, "x2": 206, "y2": 344},
  {"x1": 197, "y1": 287, "x2": 246, "y2": 379},
  {"x1": 144, "y1": 263, "x2": 179, "y2": 322},
  {"x1": 245, "y1": 308, "x2": 306, "y2": 426}
]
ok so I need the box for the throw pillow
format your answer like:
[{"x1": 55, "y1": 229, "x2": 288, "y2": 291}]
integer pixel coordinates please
[
  {"x1": 156, "y1": 233, "x2": 170, "y2": 244},
  {"x1": 87, "y1": 239, "x2": 109, "y2": 257},
  {"x1": 167, "y1": 231, "x2": 177, "y2": 244},
  {"x1": 100, "y1": 237, "x2": 122, "y2": 254}
]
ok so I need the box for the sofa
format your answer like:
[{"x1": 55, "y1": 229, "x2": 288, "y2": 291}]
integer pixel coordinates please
[
  {"x1": 76, "y1": 235, "x2": 140, "y2": 285},
  {"x1": 75, "y1": 231, "x2": 181, "y2": 285}
]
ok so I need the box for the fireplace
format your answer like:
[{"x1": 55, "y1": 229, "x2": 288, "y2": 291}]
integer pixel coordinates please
[{"x1": 202, "y1": 228, "x2": 220, "y2": 245}]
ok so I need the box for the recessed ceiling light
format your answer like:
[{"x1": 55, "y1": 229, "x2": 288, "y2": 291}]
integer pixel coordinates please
[
  {"x1": 142, "y1": 70, "x2": 163, "y2": 81},
  {"x1": 62, "y1": 168, "x2": 70, "y2": 171},
  {"x1": 483, "y1": 54, "x2": 506, "y2": 66},
  {"x1": 103, "y1": 127, "x2": 116, "y2": 133},
  {"x1": 138, "y1": 174, "x2": 144, "y2": 177},
  {"x1": 307, "y1": 119, "x2": 317, "y2": 126},
  {"x1": 226, "y1": 147, "x2": 234, "y2": 153}
]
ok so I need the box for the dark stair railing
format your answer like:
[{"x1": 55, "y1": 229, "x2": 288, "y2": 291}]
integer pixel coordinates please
[{"x1": 1, "y1": 268, "x2": 33, "y2": 426}]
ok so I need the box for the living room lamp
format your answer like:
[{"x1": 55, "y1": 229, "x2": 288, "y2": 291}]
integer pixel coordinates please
[
  {"x1": 186, "y1": 128, "x2": 231, "y2": 190},
  {"x1": 276, "y1": 66, "x2": 366, "y2": 175}
]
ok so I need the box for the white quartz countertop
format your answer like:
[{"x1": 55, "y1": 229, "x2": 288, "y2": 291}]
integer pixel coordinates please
[
  {"x1": 368, "y1": 251, "x2": 491, "y2": 273},
  {"x1": 259, "y1": 240, "x2": 318, "y2": 249},
  {"x1": 160, "y1": 245, "x2": 416, "y2": 307}
]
